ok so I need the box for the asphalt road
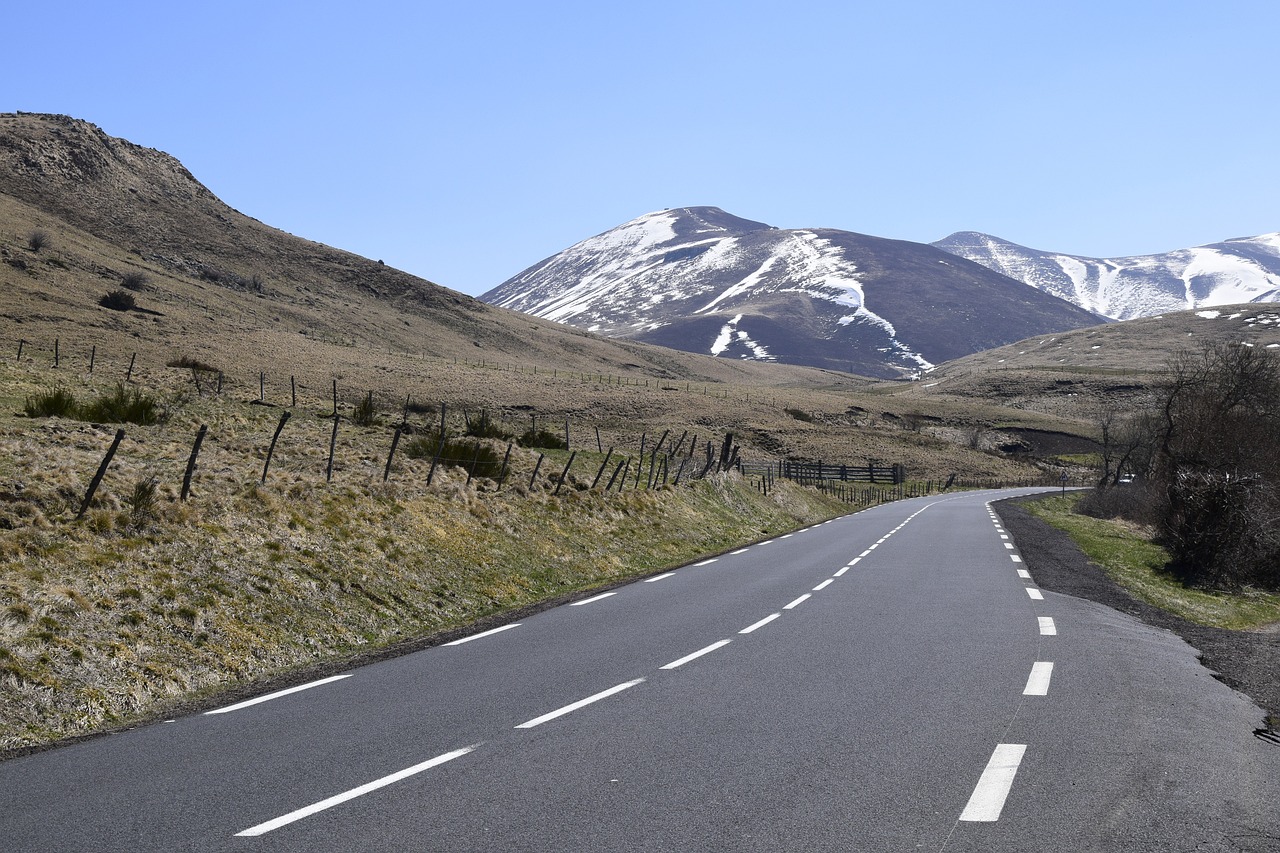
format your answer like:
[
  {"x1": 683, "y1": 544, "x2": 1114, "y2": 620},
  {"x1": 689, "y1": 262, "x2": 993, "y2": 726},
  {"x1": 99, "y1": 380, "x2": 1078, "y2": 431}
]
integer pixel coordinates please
[{"x1": 3, "y1": 488, "x2": 1277, "y2": 851}]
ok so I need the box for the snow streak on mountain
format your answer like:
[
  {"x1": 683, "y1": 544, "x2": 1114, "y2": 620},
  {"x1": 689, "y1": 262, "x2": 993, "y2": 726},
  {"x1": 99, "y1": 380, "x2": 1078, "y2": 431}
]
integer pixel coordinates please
[
  {"x1": 483, "y1": 207, "x2": 1102, "y2": 379},
  {"x1": 933, "y1": 232, "x2": 1280, "y2": 320}
]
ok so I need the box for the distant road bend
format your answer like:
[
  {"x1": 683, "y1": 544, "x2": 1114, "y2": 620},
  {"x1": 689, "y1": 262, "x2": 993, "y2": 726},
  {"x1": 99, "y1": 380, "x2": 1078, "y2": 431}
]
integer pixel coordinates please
[{"x1": 2, "y1": 488, "x2": 1277, "y2": 851}]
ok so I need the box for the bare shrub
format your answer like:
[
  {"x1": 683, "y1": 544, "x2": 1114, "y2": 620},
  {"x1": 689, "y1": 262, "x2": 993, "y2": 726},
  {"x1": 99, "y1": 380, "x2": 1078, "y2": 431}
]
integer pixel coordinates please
[
  {"x1": 27, "y1": 230, "x2": 49, "y2": 252},
  {"x1": 121, "y1": 271, "x2": 148, "y2": 291},
  {"x1": 99, "y1": 290, "x2": 136, "y2": 311}
]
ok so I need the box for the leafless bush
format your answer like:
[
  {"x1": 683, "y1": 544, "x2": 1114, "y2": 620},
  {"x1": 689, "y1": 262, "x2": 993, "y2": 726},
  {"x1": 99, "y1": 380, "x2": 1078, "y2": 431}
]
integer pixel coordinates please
[{"x1": 27, "y1": 230, "x2": 49, "y2": 252}]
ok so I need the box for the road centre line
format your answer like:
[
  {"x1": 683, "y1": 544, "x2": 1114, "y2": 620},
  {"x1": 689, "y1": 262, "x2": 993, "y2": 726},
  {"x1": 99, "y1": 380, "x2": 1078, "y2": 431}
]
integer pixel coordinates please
[
  {"x1": 515, "y1": 679, "x2": 646, "y2": 729},
  {"x1": 1026, "y1": 588, "x2": 1044, "y2": 600},
  {"x1": 694, "y1": 558, "x2": 718, "y2": 566},
  {"x1": 235, "y1": 745, "x2": 478, "y2": 836},
  {"x1": 644, "y1": 572, "x2": 675, "y2": 583},
  {"x1": 959, "y1": 743, "x2": 1027, "y2": 821},
  {"x1": 444, "y1": 624, "x2": 521, "y2": 646},
  {"x1": 1016, "y1": 569, "x2": 1031, "y2": 579},
  {"x1": 660, "y1": 639, "x2": 732, "y2": 670},
  {"x1": 205, "y1": 674, "x2": 353, "y2": 715},
  {"x1": 784, "y1": 594, "x2": 811, "y2": 610},
  {"x1": 834, "y1": 566, "x2": 850, "y2": 577},
  {"x1": 859, "y1": 550, "x2": 872, "y2": 558},
  {"x1": 571, "y1": 592, "x2": 616, "y2": 606},
  {"x1": 848, "y1": 557, "x2": 862, "y2": 566},
  {"x1": 740, "y1": 613, "x2": 781, "y2": 634},
  {"x1": 1023, "y1": 662, "x2": 1054, "y2": 696},
  {"x1": 1039, "y1": 617, "x2": 1057, "y2": 635},
  {"x1": 813, "y1": 579, "x2": 834, "y2": 591}
]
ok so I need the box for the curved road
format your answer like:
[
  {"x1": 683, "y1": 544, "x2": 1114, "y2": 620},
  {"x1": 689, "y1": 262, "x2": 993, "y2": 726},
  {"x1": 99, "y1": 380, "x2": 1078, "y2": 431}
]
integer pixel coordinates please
[{"x1": 2, "y1": 488, "x2": 1277, "y2": 851}]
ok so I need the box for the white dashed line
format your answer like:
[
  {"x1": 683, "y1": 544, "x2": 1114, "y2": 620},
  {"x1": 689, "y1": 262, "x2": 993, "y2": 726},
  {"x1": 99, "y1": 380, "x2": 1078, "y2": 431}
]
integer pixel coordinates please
[
  {"x1": 959, "y1": 743, "x2": 1026, "y2": 822},
  {"x1": 847, "y1": 557, "x2": 862, "y2": 566},
  {"x1": 1026, "y1": 588, "x2": 1044, "y2": 600},
  {"x1": 859, "y1": 550, "x2": 872, "y2": 558},
  {"x1": 731, "y1": 548, "x2": 750, "y2": 555},
  {"x1": 660, "y1": 639, "x2": 732, "y2": 670},
  {"x1": 834, "y1": 566, "x2": 850, "y2": 577},
  {"x1": 1038, "y1": 617, "x2": 1057, "y2": 635},
  {"x1": 693, "y1": 558, "x2": 718, "y2": 566},
  {"x1": 571, "y1": 592, "x2": 617, "y2": 606},
  {"x1": 644, "y1": 573, "x2": 675, "y2": 583},
  {"x1": 813, "y1": 579, "x2": 834, "y2": 591},
  {"x1": 1023, "y1": 662, "x2": 1054, "y2": 696},
  {"x1": 444, "y1": 624, "x2": 521, "y2": 646},
  {"x1": 205, "y1": 674, "x2": 353, "y2": 715},
  {"x1": 235, "y1": 745, "x2": 478, "y2": 836},
  {"x1": 515, "y1": 679, "x2": 646, "y2": 729},
  {"x1": 1003, "y1": 543, "x2": 1015, "y2": 550},
  {"x1": 1016, "y1": 569, "x2": 1031, "y2": 579},
  {"x1": 740, "y1": 613, "x2": 780, "y2": 634},
  {"x1": 784, "y1": 594, "x2": 811, "y2": 610},
  {"x1": 1010, "y1": 555, "x2": 1023, "y2": 563}
]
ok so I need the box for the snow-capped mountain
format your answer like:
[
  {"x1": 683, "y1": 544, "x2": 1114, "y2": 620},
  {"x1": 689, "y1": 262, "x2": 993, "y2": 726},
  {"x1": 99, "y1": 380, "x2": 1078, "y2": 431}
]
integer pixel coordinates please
[
  {"x1": 932, "y1": 231, "x2": 1280, "y2": 320},
  {"x1": 482, "y1": 207, "x2": 1102, "y2": 379}
]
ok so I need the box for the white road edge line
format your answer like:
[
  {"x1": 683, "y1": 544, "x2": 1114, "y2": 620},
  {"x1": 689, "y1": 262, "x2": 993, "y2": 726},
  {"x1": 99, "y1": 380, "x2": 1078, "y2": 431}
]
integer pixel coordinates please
[
  {"x1": 1011, "y1": 555, "x2": 1023, "y2": 563},
  {"x1": 813, "y1": 579, "x2": 834, "y2": 591},
  {"x1": 740, "y1": 614, "x2": 780, "y2": 634},
  {"x1": 1023, "y1": 662, "x2": 1054, "y2": 696},
  {"x1": 1026, "y1": 588, "x2": 1044, "y2": 600},
  {"x1": 1038, "y1": 617, "x2": 1057, "y2": 636},
  {"x1": 515, "y1": 678, "x2": 646, "y2": 729},
  {"x1": 444, "y1": 624, "x2": 521, "y2": 646},
  {"x1": 235, "y1": 745, "x2": 478, "y2": 836},
  {"x1": 693, "y1": 558, "x2": 718, "y2": 566},
  {"x1": 784, "y1": 594, "x2": 811, "y2": 610},
  {"x1": 205, "y1": 674, "x2": 353, "y2": 715},
  {"x1": 660, "y1": 639, "x2": 732, "y2": 670},
  {"x1": 1016, "y1": 569, "x2": 1032, "y2": 579},
  {"x1": 644, "y1": 572, "x2": 675, "y2": 583},
  {"x1": 731, "y1": 548, "x2": 750, "y2": 555},
  {"x1": 571, "y1": 592, "x2": 616, "y2": 606},
  {"x1": 959, "y1": 743, "x2": 1027, "y2": 822}
]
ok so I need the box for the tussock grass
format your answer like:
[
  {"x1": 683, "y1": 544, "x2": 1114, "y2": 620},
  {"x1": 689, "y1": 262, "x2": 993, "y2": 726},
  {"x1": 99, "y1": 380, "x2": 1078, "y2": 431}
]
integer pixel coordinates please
[{"x1": 1025, "y1": 495, "x2": 1280, "y2": 631}]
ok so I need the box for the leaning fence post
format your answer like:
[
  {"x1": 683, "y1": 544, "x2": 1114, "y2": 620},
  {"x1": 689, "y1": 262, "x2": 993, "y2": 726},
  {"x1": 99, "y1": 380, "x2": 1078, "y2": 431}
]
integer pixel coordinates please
[
  {"x1": 591, "y1": 448, "x2": 614, "y2": 489},
  {"x1": 673, "y1": 456, "x2": 689, "y2": 485},
  {"x1": 78, "y1": 428, "x2": 125, "y2": 518},
  {"x1": 555, "y1": 451, "x2": 576, "y2": 495},
  {"x1": 497, "y1": 442, "x2": 513, "y2": 490},
  {"x1": 181, "y1": 424, "x2": 208, "y2": 501},
  {"x1": 595, "y1": 426, "x2": 603, "y2": 453},
  {"x1": 261, "y1": 411, "x2": 291, "y2": 484},
  {"x1": 16, "y1": 340, "x2": 24, "y2": 362},
  {"x1": 383, "y1": 424, "x2": 404, "y2": 482},
  {"x1": 88, "y1": 345, "x2": 95, "y2": 375},
  {"x1": 529, "y1": 453, "x2": 545, "y2": 489}
]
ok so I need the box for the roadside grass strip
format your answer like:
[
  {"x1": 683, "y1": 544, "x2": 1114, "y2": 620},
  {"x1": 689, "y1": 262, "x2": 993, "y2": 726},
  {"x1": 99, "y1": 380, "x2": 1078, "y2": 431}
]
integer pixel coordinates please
[
  {"x1": 236, "y1": 745, "x2": 478, "y2": 836},
  {"x1": 205, "y1": 675, "x2": 353, "y2": 715},
  {"x1": 959, "y1": 744, "x2": 1027, "y2": 822}
]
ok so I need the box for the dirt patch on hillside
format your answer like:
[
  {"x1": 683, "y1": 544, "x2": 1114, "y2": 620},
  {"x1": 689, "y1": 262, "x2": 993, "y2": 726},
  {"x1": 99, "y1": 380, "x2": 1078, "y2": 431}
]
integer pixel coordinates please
[{"x1": 996, "y1": 495, "x2": 1280, "y2": 728}]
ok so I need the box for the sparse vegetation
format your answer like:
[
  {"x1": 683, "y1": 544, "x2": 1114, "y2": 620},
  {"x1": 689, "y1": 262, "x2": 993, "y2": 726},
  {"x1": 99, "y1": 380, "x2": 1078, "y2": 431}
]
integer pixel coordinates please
[
  {"x1": 79, "y1": 384, "x2": 162, "y2": 425},
  {"x1": 121, "y1": 271, "x2": 148, "y2": 290},
  {"x1": 352, "y1": 391, "x2": 377, "y2": 427},
  {"x1": 464, "y1": 410, "x2": 511, "y2": 440},
  {"x1": 518, "y1": 428, "x2": 567, "y2": 449},
  {"x1": 27, "y1": 229, "x2": 48, "y2": 252},
  {"x1": 785, "y1": 407, "x2": 814, "y2": 422},
  {"x1": 24, "y1": 387, "x2": 78, "y2": 418},
  {"x1": 99, "y1": 289, "x2": 136, "y2": 311}
]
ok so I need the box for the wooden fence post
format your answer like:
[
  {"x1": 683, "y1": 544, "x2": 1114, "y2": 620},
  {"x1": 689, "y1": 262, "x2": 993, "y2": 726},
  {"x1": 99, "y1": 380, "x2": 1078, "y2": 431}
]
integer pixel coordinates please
[
  {"x1": 591, "y1": 448, "x2": 614, "y2": 489},
  {"x1": 673, "y1": 456, "x2": 689, "y2": 485},
  {"x1": 611, "y1": 458, "x2": 630, "y2": 492},
  {"x1": 564, "y1": 417, "x2": 570, "y2": 450},
  {"x1": 16, "y1": 340, "x2": 24, "y2": 362},
  {"x1": 332, "y1": 380, "x2": 339, "y2": 417},
  {"x1": 426, "y1": 432, "x2": 448, "y2": 485},
  {"x1": 78, "y1": 428, "x2": 125, "y2": 518},
  {"x1": 181, "y1": 424, "x2": 208, "y2": 501},
  {"x1": 291, "y1": 376, "x2": 297, "y2": 408},
  {"x1": 555, "y1": 451, "x2": 576, "y2": 495},
  {"x1": 259, "y1": 371, "x2": 265, "y2": 402},
  {"x1": 383, "y1": 424, "x2": 403, "y2": 482},
  {"x1": 595, "y1": 426, "x2": 603, "y2": 453},
  {"x1": 326, "y1": 413, "x2": 340, "y2": 482},
  {"x1": 88, "y1": 345, "x2": 95, "y2": 375},
  {"x1": 54, "y1": 338, "x2": 59, "y2": 368},
  {"x1": 497, "y1": 442, "x2": 513, "y2": 490},
  {"x1": 465, "y1": 439, "x2": 483, "y2": 486},
  {"x1": 261, "y1": 411, "x2": 291, "y2": 484},
  {"x1": 529, "y1": 453, "x2": 545, "y2": 489}
]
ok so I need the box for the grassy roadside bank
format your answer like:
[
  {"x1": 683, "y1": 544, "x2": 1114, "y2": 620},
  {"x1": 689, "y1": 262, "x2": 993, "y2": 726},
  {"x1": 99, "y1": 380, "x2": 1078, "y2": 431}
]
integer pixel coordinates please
[
  {"x1": 0, "y1": 471, "x2": 849, "y2": 754},
  {"x1": 1022, "y1": 495, "x2": 1280, "y2": 631}
]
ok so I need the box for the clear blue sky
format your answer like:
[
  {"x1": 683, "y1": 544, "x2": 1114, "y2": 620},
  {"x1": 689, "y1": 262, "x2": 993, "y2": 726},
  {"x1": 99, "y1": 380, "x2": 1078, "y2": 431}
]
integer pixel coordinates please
[{"x1": 9, "y1": 1, "x2": 1278, "y2": 296}]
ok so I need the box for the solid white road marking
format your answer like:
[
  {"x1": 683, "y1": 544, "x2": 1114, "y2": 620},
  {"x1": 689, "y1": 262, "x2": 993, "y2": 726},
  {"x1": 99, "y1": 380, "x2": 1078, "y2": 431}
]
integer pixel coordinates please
[
  {"x1": 813, "y1": 579, "x2": 834, "y2": 591},
  {"x1": 959, "y1": 743, "x2": 1027, "y2": 822},
  {"x1": 1016, "y1": 569, "x2": 1031, "y2": 579},
  {"x1": 1026, "y1": 588, "x2": 1044, "y2": 600},
  {"x1": 784, "y1": 594, "x2": 811, "y2": 610},
  {"x1": 235, "y1": 745, "x2": 478, "y2": 836},
  {"x1": 1023, "y1": 662, "x2": 1054, "y2": 695},
  {"x1": 740, "y1": 613, "x2": 781, "y2": 634},
  {"x1": 515, "y1": 679, "x2": 646, "y2": 729},
  {"x1": 1039, "y1": 617, "x2": 1057, "y2": 636},
  {"x1": 444, "y1": 624, "x2": 521, "y2": 646},
  {"x1": 660, "y1": 639, "x2": 732, "y2": 670},
  {"x1": 644, "y1": 573, "x2": 675, "y2": 583},
  {"x1": 571, "y1": 592, "x2": 616, "y2": 606},
  {"x1": 205, "y1": 675, "x2": 353, "y2": 715}
]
